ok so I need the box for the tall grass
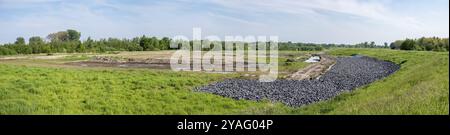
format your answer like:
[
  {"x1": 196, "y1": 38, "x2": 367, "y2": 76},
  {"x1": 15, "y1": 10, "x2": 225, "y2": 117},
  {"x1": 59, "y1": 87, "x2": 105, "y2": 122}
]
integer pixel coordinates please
[
  {"x1": 0, "y1": 65, "x2": 287, "y2": 114},
  {"x1": 292, "y1": 49, "x2": 449, "y2": 114}
]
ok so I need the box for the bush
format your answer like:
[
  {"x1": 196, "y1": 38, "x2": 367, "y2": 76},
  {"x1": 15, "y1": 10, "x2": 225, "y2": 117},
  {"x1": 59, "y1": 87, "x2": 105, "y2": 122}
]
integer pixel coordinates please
[{"x1": 0, "y1": 46, "x2": 17, "y2": 55}]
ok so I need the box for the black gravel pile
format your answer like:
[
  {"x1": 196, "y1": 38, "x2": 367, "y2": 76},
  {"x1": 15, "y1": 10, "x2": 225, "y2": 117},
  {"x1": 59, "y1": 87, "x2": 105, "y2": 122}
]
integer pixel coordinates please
[{"x1": 196, "y1": 56, "x2": 400, "y2": 107}]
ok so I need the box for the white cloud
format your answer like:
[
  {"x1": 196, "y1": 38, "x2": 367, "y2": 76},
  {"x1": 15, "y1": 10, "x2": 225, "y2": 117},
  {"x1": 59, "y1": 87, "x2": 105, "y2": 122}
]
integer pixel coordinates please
[
  {"x1": 0, "y1": 0, "x2": 447, "y2": 44},
  {"x1": 205, "y1": 0, "x2": 423, "y2": 30}
]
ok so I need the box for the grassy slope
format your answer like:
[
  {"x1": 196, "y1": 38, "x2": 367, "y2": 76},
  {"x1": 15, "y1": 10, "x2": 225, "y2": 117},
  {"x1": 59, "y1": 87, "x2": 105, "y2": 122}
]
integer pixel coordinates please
[
  {"x1": 289, "y1": 48, "x2": 449, "y2": 115},
  {"x1": 0, "y1": 65, "x2": 288, "y2": 114}
]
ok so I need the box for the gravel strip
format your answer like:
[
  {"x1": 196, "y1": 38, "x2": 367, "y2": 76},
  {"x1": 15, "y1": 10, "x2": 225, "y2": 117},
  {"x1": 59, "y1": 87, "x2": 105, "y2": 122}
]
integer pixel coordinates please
[{"x1": 196, "y1": 56, "x2": 400, "y2": 107}]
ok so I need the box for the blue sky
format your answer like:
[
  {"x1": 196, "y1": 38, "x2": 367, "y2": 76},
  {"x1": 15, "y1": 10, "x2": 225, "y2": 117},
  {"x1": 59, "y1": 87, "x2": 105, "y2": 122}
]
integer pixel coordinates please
[{"x1": 0, "y1": 0, "x2": 448, "y2": 44}]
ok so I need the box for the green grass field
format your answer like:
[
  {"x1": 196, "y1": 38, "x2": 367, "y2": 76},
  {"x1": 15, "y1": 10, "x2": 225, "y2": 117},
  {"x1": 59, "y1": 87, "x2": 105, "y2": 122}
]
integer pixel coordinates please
[
  {"x1": 295, "y1": 49, "x2": 449, "y2": 114},
  {"x1": 0, "y1": 49, "x2": 448, "y2": 114}
]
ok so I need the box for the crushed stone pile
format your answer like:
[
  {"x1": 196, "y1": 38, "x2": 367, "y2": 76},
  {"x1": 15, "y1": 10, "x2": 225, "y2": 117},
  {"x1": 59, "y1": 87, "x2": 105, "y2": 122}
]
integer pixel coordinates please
[{"x1": 196, "y1": 56, "x2": 400, "y2": 107}]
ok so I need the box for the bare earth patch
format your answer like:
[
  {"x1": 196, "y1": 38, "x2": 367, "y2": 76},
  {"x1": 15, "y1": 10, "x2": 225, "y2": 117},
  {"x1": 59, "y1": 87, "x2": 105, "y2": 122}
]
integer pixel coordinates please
[
  {"x1": 287, "y1": 54, "x2": 336, "y2": 80},
  {"x1": 66, "y1": 56, "x2": 171, "y2": 69},
  {"x1": 0, "y1": 55, "x2": 69, "y2": 60}
]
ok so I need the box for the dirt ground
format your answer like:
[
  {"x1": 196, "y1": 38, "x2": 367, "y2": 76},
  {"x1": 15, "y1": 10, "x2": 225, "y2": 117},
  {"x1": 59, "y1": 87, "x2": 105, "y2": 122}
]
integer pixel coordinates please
[
  {"x1": 0, "y1": 54, "x2": 69, "y2": 60},
  {"x1": 66, "y1": 51, "x2": 259, "y2": 70},
  {"x1": 287, "y1": 54, "x2": 336, "y2": 80},
  {"x1": 1, "y1": 51, "x2": 324, "y2": 79},
  {"x1": 66, "y1": 61, "x2": 171, "y2": 69}
]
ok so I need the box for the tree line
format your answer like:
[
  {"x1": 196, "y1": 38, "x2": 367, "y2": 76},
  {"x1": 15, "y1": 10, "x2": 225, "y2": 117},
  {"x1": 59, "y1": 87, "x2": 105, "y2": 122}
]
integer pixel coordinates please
[
  {"x1": 279, "y1": 41, "x2": 391, "y2": 51},
  {"x1": 0, "y1": 29, "x2": 172, "y2": 55},
  {"x1": 1, "y1": 30, "x2": 448, "y2": 55},
  {"x1": 280, "y1": 38, "x2": 449, "y2": 52},
  {"x1": 389, "y1": 37, "x2": 449, "y2": 52}
]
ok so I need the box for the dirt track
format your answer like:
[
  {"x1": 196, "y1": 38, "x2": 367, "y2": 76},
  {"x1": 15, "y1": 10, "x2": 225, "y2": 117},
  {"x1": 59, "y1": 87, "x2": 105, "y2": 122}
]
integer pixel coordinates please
[{"x1": 288, "y1": 54, "x2": 336, "y2": 80}]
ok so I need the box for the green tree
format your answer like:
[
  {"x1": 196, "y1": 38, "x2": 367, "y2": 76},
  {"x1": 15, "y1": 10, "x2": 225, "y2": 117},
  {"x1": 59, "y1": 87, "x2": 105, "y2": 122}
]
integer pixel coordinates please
[
  {"x1": 160, "y1": 37, "x2": 171, "y2": 50},
  {"x1": 400, "y1": 39, "x2": 415, "y2": 50},
  {"x1": 139, "y1": 36, "x2": 155, "y2": 51},
  {"x1": 15, "y1": 37, "x2": 25, "y2": 45},
  {"x1": 76, "y1": 41, "x2": 86, "y2": 52},
  {"x1": 390, "y1": 40, "x2": 403, "y2": 50},
  {"x1": 0, "y1": 46, "x2": 17, "y2": 55},
  {"x1": 29, "y1": 36, "x2": 45, "y2": 53},
  {"x1": 13, "y1": 37, "x2": 32, "y2": 54},
  {"x1": 47, "y1": 31, "x2": 69, "y2": 42},
  {"x1": 369, "y1": 41, "x2": 376, "y2": 48},
  {"x1": 151, "y1": 37, "x2": 160, "y2": 50},
  {"x1": 391, "y1": 37, "x2": 448, "y2": 52},
  {"x1": 67, "y1": 29, "x2": 81, "y2": 41}
]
